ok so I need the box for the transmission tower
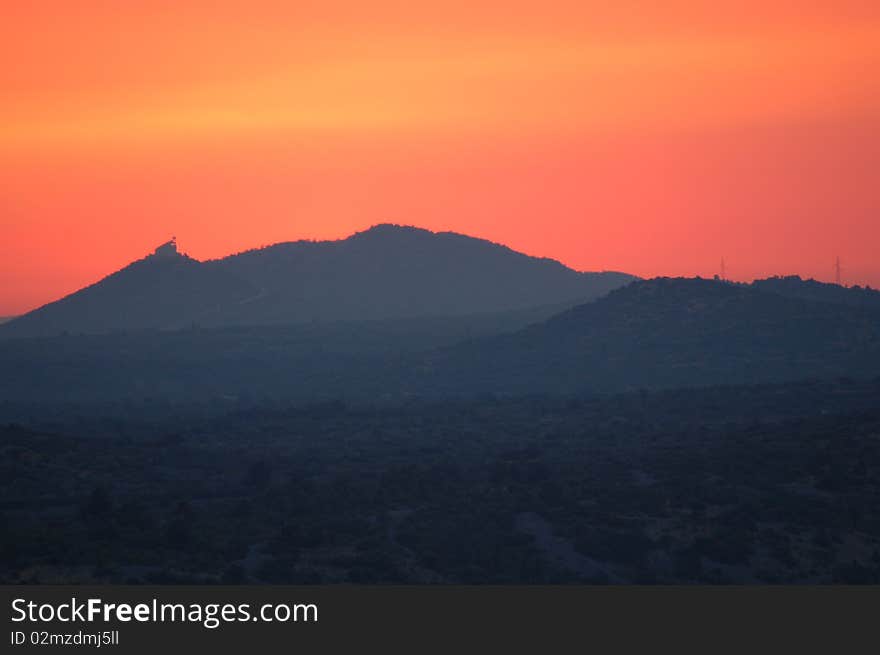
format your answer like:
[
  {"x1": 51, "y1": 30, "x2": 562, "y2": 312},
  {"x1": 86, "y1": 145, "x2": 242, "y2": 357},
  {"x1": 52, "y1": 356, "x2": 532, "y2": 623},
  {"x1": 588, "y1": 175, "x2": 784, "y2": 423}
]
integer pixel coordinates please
[{"x1": 835, "y1": 256, "x2": 842, "y2": 286}]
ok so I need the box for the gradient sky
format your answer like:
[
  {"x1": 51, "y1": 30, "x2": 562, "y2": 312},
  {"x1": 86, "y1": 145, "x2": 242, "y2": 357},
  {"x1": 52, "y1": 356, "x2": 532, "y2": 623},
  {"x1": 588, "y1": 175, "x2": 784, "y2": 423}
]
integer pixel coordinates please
[{"x1": 2, "y1": 2, "x2": 879, "y2": 315}]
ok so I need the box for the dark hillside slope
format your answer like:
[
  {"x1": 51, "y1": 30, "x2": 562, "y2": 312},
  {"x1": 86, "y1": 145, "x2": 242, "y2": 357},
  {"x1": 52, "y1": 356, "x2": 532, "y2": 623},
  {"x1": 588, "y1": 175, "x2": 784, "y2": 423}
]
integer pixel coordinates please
[
  {"x1": 415, "y1": 277, "x2": 880, "y2": 394},
  {"x1": 0, "y1": 225, "x2": 634, "y2": 338},
  {"x1": 207, "y1": 224, "x2": 633, "y2": 324},
  {"x1": 751, "y1": 276, "x2": 880, "y2": 309},
  {"x1": 0, "y1": 253, "x2": 257, "y2": 338}
]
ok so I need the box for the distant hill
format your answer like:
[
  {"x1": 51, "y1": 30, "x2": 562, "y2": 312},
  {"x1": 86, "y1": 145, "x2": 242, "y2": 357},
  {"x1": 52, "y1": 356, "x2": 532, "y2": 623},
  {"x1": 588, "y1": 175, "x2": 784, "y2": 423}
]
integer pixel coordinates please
[
  {"x1": 412, "y1": 277, "x2": 880, "y2": 395},
  {"x1": 0, "y1": 251, "x2": 258, "y2": 338},
  {"x1": 0, "y1": 225, "x2": 634, "y2": 338},
  {"x1": 751, "y1": 275, "x2": 880, "y2": 309}
]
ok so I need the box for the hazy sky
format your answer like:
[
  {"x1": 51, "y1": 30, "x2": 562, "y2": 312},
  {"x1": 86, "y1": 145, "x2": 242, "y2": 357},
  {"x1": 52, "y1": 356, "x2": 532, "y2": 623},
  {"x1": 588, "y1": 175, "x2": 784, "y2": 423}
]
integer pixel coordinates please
[{"x1": 2, "y1": 2, "x2": 879, "y2": 315}]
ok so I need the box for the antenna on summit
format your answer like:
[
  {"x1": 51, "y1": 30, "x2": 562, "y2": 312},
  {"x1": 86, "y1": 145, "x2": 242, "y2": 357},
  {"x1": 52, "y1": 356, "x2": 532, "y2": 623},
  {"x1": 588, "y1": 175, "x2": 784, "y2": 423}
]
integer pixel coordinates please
[
  {"x1": 720, "y1": 257, "x2": 727, "y2": 282},
  {"x1": 834, "y1": 256, "x2": 842, "y2": 286}
]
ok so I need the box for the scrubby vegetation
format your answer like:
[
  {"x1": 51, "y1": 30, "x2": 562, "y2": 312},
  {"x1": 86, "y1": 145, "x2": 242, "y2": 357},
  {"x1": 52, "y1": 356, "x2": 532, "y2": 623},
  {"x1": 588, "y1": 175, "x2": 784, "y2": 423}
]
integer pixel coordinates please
[{"x1": 3, "y1": 378, "x2": 880, "y2": 584}]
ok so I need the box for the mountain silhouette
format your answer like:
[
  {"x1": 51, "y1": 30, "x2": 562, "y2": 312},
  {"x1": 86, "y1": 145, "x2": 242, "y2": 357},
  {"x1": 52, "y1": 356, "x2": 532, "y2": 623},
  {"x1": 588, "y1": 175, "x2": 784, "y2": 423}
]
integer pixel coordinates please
[
  {"x1": 414, "y1": 277, "x2": 880, "y2": 395},
  {"x1": 0, "y1": 225, "x2": 634, "y2": 338}
]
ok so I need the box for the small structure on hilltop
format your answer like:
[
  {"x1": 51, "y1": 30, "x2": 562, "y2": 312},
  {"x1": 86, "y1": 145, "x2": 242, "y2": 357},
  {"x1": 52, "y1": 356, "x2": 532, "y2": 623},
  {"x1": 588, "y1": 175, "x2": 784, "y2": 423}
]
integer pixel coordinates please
[{"x1": 153, "y1": 237, "x2": 178, "y2": 258}]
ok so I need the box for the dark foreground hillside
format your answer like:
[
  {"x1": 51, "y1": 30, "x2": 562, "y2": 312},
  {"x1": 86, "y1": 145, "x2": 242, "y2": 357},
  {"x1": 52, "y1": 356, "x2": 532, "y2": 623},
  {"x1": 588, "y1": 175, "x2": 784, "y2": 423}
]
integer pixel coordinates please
[{"x1": 3, "y1": 379, "x2": 880, "y2": 584}]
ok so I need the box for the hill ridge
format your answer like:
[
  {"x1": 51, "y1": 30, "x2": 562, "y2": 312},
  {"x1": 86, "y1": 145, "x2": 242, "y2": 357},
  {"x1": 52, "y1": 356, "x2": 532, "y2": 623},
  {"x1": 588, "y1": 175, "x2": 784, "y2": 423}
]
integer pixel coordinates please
[{"x1": 0, "y1": 224, "x2": 636, "y2": 338}]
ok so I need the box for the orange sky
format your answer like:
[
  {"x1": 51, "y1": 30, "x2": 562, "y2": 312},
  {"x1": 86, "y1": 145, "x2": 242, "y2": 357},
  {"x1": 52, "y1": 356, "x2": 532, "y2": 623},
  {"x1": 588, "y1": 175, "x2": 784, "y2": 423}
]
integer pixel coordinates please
[{"x1": 2, "y1": 2, "x2": 879, "y2": 315}]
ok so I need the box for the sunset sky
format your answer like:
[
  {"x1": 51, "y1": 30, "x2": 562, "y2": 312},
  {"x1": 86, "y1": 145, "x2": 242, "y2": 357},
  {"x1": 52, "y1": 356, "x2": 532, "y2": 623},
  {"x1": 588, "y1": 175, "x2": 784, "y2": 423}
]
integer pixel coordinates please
[{"x1": 2, "y1": 2, "x2": 879, "y2": 316}]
